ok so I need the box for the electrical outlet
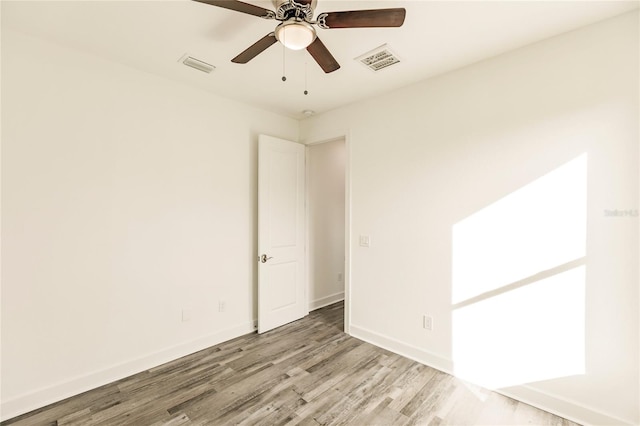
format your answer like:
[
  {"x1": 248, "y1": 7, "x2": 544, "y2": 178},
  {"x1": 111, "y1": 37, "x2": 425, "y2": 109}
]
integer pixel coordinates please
[
  {"x1": 218, "y1": 300, "x2": 226, "y2": 312},
  {"x1": 423, "y1": 315, "x2": 433, "y2": 331},
  {"x1": 182, "y1": 309, "x2": 191, "y2": 322}
]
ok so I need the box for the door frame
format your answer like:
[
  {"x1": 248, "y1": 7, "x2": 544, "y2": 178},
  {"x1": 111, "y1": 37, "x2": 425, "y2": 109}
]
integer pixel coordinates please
[{"x1": 304, "y1": 132, "x2": 351, "y2": 334}]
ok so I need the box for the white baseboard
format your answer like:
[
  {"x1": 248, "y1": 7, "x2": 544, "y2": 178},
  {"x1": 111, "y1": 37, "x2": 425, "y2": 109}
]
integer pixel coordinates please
[
  {"x1": 0, "y1": 321, "x2": 255, "y2": 422},
  {"x1": 349, "y1": 323, "x2": 454, "y2": 374},
  {"x1": 309, "y1": 292, "x2": 344, "y2": 311},
  {"x1": 4, "y1": 319, "x2": 633, "y2": 426},
  {"x1": 348, "y1": 323, "x2": 634, "y2": 426},
  {"x1": 497, "y1": 385, "x2": 636, "y2": 426}
]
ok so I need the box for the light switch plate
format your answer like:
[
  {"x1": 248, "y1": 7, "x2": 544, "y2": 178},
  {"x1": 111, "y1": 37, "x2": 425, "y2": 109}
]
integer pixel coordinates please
[{"x1": 359, "y1": 235, "x2": 370, "y2": 247}]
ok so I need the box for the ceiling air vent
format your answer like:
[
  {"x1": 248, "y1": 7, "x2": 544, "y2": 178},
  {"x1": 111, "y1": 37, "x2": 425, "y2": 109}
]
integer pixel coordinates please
[
  {"x1": 355, "y1": 44, "x2": 400, "y2": 72},
  {"x1": 179, "y1": 54, "x2": 215, "y2": 74}
]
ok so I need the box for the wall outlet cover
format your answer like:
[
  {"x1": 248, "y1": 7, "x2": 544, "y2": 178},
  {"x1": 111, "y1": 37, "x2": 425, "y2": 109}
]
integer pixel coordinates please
[{"x1": 423, "y1": 315, "x2": 433, "y2": 331}]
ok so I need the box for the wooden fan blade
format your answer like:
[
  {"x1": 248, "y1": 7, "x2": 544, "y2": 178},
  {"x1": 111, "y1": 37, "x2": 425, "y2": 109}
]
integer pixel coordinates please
[
  {"x1": 232, "y1": 33, "x2": 277, "y2": 63},
  {"x1": 306, "y1": 37, "x2": 340, "y2": 73},
  {"x1": 319, "y1": 8, "x2": 406, "y2": 28},
  {"x1": 192, "y1": 0, "x2": 274, "y2": 18}
]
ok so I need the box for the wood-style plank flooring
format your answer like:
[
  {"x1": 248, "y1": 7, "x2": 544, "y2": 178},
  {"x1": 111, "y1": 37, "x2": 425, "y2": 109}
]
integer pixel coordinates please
[{"x1": 3, "y1": 302, "x2": 580, "y2": 425}]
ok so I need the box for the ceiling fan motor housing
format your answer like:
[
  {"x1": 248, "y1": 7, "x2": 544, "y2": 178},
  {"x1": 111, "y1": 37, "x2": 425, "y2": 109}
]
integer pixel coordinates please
[{"x1": 272, "y1": 0, "x2": 317, "y2": 21}]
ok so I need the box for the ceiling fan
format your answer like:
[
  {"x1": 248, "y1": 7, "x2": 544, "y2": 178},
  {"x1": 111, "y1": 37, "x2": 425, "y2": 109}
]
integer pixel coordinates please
[{"x1": 193, "y1": 0, "x2": 406, "y2": 73}]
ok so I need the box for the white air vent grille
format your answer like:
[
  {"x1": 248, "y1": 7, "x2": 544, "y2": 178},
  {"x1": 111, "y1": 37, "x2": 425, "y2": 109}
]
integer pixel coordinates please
[
  {"x1": 178, "y1": 54, "x2": 215, "y2": 74},
  {"x1": 355, "y1": 44, "x2": 400, "y2": 72}
]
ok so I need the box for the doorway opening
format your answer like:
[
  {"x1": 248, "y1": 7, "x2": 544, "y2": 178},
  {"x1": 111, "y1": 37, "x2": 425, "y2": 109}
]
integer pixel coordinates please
[{"x1": 306, "y1": 137, "x2": 347, "y2": 330}]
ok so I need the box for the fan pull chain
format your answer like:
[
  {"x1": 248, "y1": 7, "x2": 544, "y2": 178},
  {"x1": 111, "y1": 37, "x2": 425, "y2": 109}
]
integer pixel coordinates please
[
  {"x1": 281, "y1": 38, "x2": 287, "y2": 82},
  {"x1": 304, "y1": 62, "x2": 308, "y2": 95}
]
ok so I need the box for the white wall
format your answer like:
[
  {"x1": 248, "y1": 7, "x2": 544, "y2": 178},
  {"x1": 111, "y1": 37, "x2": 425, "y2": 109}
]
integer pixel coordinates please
[
  {"x1": 307, "y1": 139, "x2": 346, "y2": 310},
  {"x1": 2, "y1": 8, "x2": 638, "y2": 426},
  {"x1": 0, "y1": 29, "x2": 298, "y2": 419},
  {"x1": 301, "y1": 11, "x2": 639, "y2": 426}
]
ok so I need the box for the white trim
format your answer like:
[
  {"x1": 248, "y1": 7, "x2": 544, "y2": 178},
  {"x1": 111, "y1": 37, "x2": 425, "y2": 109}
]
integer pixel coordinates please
[
  {"x1": 496, "y1": 386, "x2": 636, "y2": 426},
  {"x1": 309, "y1": 292, "x2": 345, "y2": 311},
  {"x1": 349, "y1": 323, "x2": 633, "y2": 426},
  {"x1": 349, "y1": 323, "x2": 454, "y2": 374},
  {"x1": 343, "y1": 131, "x2": 351, "y2": 335},
  {"x1": 0, "y1": 321, "x2": 255, "y2": 422},
  {"x1": 304, "y1": 145, "x2": 311, "y2": 317},
  {"x1": 305, "y1": 136, "x2": 345, "y2": 147}
]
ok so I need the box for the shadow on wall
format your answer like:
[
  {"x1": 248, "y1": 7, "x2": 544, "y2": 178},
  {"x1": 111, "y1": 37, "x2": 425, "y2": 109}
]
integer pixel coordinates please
[{"x1": 451, "y1": 153, "x2": 587, "y2": 389}]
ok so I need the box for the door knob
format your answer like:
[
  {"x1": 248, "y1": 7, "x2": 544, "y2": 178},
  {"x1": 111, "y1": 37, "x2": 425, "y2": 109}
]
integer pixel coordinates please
[{"x1": 260, "y1": 254, "x2": 273, "y2": 263}]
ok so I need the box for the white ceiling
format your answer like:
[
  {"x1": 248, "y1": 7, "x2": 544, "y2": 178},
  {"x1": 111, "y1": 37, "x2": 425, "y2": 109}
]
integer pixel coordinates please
[{"x1": 3, "y1": 0, "x2": 638, "y2": 119}]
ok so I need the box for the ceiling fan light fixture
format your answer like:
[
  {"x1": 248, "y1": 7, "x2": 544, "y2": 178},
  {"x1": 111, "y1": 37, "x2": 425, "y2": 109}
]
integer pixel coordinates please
[{"x1": 275, "y1": 21, "x2": 316, "y2": 50}]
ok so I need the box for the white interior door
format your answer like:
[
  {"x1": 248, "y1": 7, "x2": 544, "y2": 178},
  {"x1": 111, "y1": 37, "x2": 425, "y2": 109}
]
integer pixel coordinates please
[{"x1": 258, "y1": 134, "x2": 307, "y2": 333}]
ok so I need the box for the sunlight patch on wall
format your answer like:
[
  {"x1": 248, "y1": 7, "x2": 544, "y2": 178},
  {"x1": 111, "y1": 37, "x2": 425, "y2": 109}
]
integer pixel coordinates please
[
  {"x1": 452, "y1": 154, "x2": 587, "y2": 389},
  {"x1": 452, "y1": 154, "x2": 587, "y2": 304},
  {"x1": 453, "y1": 266, "x2": 585, "y2": 388}
]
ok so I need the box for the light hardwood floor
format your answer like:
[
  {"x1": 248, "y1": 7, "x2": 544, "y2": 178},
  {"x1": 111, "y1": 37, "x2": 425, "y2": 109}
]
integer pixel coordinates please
[{"x1": 3, "y1": 302, "x2": 580, "y2": 426}]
